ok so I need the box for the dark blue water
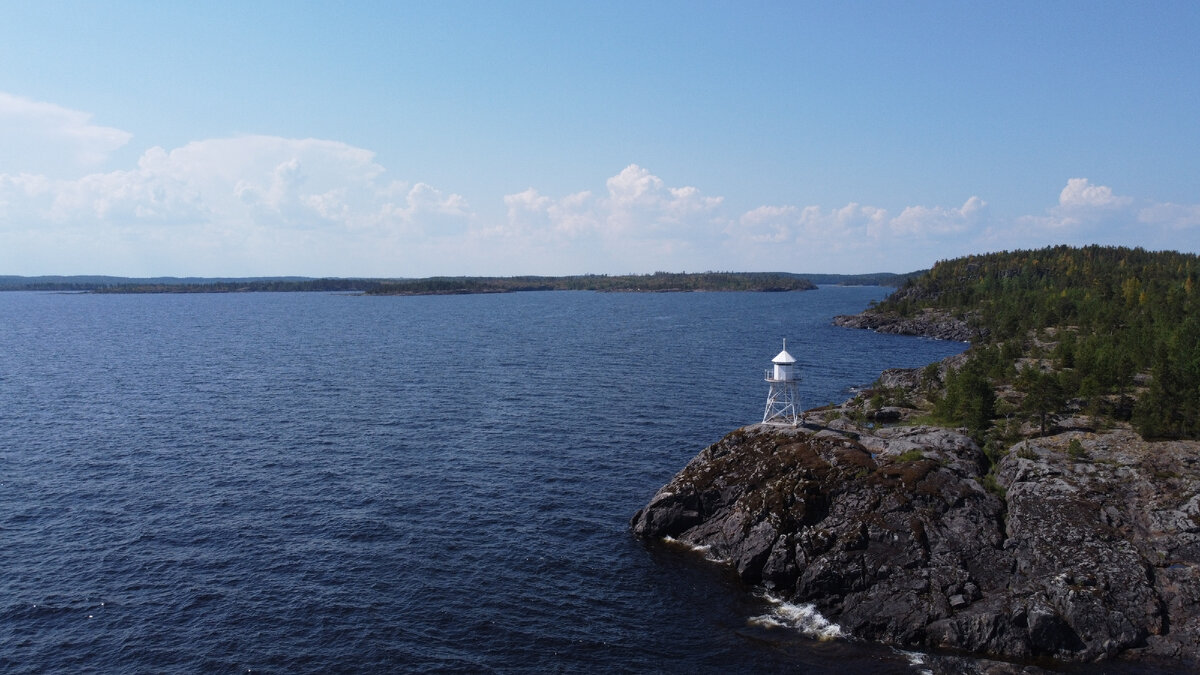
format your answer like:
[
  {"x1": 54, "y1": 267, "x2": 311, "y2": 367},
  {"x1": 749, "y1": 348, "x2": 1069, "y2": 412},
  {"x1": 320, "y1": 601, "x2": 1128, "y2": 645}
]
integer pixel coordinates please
[{"x1": 0, "y1": 288, "x2": 966, "y2": 673}]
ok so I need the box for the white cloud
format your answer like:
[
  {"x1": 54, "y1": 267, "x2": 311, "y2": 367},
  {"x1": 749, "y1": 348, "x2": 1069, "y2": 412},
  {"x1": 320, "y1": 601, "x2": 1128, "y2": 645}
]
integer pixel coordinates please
[
  {"x1": 1058, "y1": 177, "x2": 1132, "y2": 209},
  {"x1": 1, "y1": 135, "x2": 470, "y2": 235},
  {"x1": 793, "y1": 203, "x2": 889, "y2": 245},
  {"x1": 494, "y1": 175, "x2": 1194, "y2": 274},
  {"x1": 0, "y1": 95, "x2": 1195, "y2": 277},
  {"x1": 999, "y1": 178, "x2": 1200, "y2": 255},
  {"x1": 0, "y1": 133, "x2": 475, "y2": 275},
  {"x1": 1139, "y1": 202, "x2": 1200, "y2": 229},
  {"x1": 486, "y1": 165, "x2": 729, "y2": 273},
  {"x1": 500, "y1": 187, "x2": 597, "y2": 239},
  {"x1": 720, "y1": 196, "x2": 993, "y2": 273},
  {"x1": 1013, "y1": 178, "x2": 1135, "y2": 232},
  {"x1": 603, "y1": 164, "x2": 723, "y2": 235},
  {"x1": 606, "y1": 164, "x2": 663, "y2": 204},
  {"x1": 499, "y1": 164, "x2": 722, "y2": 241},
  {"x1": 727, "y1": 197, "x2": 981, "y2": 251},
  {"x1": 889, "y1": 196, "x2": 985, "y2": 236},
  {"x1": 0, "y1": 92, "x2": 132, "y2": 176},
  {"x1": 385, "y1": 182, "x2": 473, "y2": 235},
  {"x1": 735, "y1": 205, "x2": 798, "y2": 243}
]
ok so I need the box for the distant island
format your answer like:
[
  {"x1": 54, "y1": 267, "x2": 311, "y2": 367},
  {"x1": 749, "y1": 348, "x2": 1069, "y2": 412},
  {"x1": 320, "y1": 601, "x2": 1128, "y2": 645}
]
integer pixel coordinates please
[
  {"x1": 366, "y1": 272, "x2": 819, "y2": 294},
  {"x1": 634, "y1": 245, "x2": 1200, "y2": 669},
  {"x1": 0, "y1": 271, "x2": 917, "y2": 295}
]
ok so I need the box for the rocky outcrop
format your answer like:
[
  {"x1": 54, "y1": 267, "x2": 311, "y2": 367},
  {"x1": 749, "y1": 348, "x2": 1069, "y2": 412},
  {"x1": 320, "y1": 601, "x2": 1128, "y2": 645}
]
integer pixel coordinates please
[
  {"x1": 833, "y1": 307, "x2": 982, "y2": 342},
  {"x1": 631, "y1": 421, "x2": 1200, "y2": 668}
]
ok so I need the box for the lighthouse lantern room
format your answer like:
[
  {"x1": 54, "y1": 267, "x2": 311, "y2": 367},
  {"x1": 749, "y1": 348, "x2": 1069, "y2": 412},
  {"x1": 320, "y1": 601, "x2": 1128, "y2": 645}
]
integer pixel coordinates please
[{"x1": 763, "y1": 339, "x2": 801, "y2": 426}]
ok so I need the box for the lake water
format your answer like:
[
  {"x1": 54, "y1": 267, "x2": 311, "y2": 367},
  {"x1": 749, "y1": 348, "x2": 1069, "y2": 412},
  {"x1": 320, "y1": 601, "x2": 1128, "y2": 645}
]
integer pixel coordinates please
[{"x1": 0, "y1": 287, "x2": 968, "y2": 673}]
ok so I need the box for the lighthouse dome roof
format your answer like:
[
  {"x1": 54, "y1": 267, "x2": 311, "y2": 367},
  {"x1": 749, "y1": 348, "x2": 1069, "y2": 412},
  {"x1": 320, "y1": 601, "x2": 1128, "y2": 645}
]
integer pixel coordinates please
[{"x1": 772, "y1": 349, "x2": 796, "y2": 364}]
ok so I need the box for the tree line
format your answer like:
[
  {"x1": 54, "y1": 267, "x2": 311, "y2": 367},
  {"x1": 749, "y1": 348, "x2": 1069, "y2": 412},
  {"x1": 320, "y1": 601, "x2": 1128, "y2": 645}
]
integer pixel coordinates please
[
  {"x1": 366, "y1": 272, "x2": 816, "y2": 294},
  {"x1": 876, "y1": 245, "x2": 1200, "y2": 440},
  {"x1": 0, "y1": 272, "x2": 818, "y2": 295}
]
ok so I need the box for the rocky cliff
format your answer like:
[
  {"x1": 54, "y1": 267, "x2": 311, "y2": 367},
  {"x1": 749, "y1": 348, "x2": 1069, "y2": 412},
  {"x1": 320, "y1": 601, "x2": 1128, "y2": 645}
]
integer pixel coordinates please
[{"x1": 631, "y1": 419, "x2": 1200, "y2": 668}]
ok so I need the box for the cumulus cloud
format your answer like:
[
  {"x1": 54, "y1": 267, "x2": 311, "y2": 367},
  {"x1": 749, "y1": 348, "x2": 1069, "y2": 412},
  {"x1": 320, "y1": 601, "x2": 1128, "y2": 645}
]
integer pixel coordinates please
[
  {"x1": 0, "y1": 92, "x2": 132, "y2": 176},
  {"x1": 500, "y1": 172, "x2": 1192, "y2": 275},
  {"x1": 0, "y1": 132, "x2": 475, "y2": 275},
  {"x1": 735, "y1": 205, "x2": 799, "y2": 244},
  {"x1": 604, "y1": 165, "x2": 723, "y2": 235},
  {"x1": 2, "y1": 93, "x2": 1196, "y2": 277},
  {"x1": 997, "y1": 177, "x2": 1200, "y2": 255},
  {"x1": 790, "y1": 203, "x2": 890, "y2": 245},
  {"x1": 488, "y1": 165, "x2": 730, "y2": 272},
  {"x1": 1058, "y1": 177, "x2": 1132, "y2": 209},
  {"x1": 500, "y1": 187, "x2": 597, "y2": 239},
  {"x1": 727, "y1": 197, "x2": 981, "y2": 252},
  {"x1": 499, "y1": 164, "x2": 722, "y2": 241},
  {"x1": 1015, "y1": 178, "x2": 1135, "y2": 232},
  {"x1": 0, "y1": 135, "x2": 470, "y2": 234},
  {"x1": 889, "y1": 196, "x2": 986, "y2": 235},
  {"x1": 0, "y1": 90, "x2": 476, "y2": 275}
]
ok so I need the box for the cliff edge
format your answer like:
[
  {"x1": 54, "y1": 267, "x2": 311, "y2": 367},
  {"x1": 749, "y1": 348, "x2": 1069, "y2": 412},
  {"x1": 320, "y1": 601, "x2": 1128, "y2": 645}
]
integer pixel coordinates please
[{"x1": 631, "y1": 419, "x2": 1200, "y2": 667}]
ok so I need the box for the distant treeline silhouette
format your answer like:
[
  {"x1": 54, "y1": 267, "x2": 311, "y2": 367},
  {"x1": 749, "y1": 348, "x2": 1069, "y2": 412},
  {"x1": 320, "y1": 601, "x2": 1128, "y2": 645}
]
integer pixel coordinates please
[{"x1": 0, "y1": 271, "x2": 914, "y2": 294}]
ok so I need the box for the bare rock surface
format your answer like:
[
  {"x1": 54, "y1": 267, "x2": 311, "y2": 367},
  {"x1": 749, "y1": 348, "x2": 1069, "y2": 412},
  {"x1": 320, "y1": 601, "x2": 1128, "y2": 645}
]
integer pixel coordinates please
[
  {"x1": 631, "y1": 421, "x2": 1200, "y2": 669},
  {"x1": 833, "y1": 307, "x2": 982, "y2": 342}
]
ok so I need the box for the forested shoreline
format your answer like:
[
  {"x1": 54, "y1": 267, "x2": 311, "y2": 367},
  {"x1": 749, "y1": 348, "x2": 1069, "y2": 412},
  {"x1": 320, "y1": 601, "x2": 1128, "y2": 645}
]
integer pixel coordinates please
[
  {"x1": 0, "y1": 271, "x2": 912, "y2": 294},
  {"x1": 638, "y1": 244, "x2": 1200, "y2": 666},
  {"x1": 861, "y1": 245, "x2": 1200, "y2": 441}
]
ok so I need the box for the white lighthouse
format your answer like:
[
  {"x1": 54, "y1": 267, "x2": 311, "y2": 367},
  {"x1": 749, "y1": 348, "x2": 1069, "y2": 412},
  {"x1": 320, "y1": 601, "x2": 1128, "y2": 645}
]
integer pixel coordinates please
[{"x1": 763, "y1": 339, "x2": 801, "y2": 426}]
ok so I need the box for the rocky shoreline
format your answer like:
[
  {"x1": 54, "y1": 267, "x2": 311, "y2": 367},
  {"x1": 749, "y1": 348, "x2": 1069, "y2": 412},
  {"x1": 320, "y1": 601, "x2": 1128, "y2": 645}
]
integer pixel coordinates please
[
  {"x1": 631, "y1": 415, "x2": 1200, "y2": 670},
  {"x1": 833, "y1": 307, "x2": 983, "y2": 342}
]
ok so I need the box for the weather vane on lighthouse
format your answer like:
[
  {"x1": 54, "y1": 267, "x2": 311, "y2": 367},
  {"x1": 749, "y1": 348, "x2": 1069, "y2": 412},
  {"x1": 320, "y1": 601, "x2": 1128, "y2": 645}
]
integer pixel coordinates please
[{"x1": 763, "y1": 338, "x2": 801, "y2": 426}]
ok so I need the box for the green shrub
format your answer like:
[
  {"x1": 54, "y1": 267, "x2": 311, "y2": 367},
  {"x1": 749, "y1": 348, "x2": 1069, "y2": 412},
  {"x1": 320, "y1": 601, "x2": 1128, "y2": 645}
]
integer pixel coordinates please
[{"x1": 983, "y1": 471, "x2": 1007, "y2": 498}]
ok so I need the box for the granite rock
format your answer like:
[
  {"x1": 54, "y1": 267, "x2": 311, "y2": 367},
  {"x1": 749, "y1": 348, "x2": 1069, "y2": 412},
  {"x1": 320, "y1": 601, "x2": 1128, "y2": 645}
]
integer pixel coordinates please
[
  {"x1": 833, "y1": 307, "x2": 983, "y2": 342},
  {"x1": 631, "y1": 422, "x2": 1200, "y2": 668}
]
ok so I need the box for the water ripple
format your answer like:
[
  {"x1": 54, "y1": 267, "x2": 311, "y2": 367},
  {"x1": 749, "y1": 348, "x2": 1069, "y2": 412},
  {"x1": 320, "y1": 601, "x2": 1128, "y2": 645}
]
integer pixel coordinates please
[{"x1": 0, "y1": 289, "x2": 963, "y2": 673}]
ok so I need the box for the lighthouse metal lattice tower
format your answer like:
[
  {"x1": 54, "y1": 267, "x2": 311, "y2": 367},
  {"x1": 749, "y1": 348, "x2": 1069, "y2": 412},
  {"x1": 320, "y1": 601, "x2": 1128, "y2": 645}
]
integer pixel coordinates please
[{"x1": 763, "y1": 339, "x2": 801, "y2": 426}]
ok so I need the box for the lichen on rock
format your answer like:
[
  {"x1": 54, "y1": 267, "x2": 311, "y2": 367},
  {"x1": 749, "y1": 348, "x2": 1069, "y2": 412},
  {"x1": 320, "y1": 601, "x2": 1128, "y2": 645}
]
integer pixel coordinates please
[{"x1": 631, "y1": 420, "x2": 1200, "y2": 668}]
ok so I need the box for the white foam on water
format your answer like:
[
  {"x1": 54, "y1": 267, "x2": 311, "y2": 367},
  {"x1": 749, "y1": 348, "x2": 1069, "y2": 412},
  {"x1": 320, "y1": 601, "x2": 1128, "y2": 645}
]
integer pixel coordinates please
[
  {"x1": 895, "y1": 649, "x2": 934, "y2": 675},
  {"x1": 660, "y1": 535, "x2": 707, "y2": 553},
  {"x1": 748, "y1": 593, "x2": 844, "y2": 641},
  {"x1": 660, "y1": 536, "x2": 728, "y2": 564}
]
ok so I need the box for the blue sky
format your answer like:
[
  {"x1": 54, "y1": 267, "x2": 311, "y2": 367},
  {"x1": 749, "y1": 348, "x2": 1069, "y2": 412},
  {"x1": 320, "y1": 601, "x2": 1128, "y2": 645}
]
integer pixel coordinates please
[{"x1": 1, "y1": 1, "x2": 1197, "y2": 277}]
